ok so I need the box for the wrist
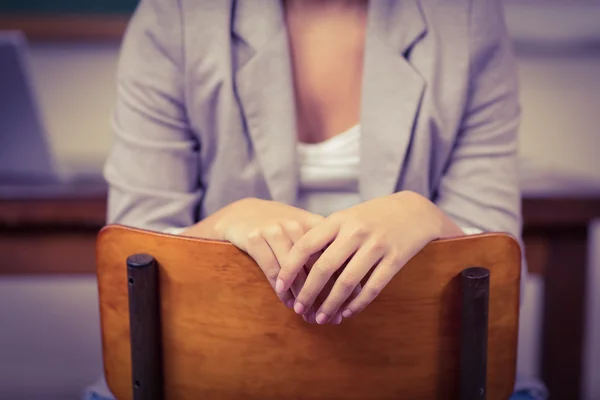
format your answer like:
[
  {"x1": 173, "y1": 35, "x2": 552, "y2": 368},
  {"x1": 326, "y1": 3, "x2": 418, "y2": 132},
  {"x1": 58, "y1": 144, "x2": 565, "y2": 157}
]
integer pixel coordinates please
[
  {"x1": 181, "y1": 201, "x2": 241, "y2": 240},
  {"x1": 196, "y1": 197, "x2": 259, "y2": 241},
  {"x1": 395, "y1": 190, "x2": 464, "y2": 239}
]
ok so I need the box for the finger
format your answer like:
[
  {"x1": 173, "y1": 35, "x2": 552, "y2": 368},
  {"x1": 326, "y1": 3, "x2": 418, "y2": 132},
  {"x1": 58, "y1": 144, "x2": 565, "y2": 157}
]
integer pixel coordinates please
[
  {"x1": 291, "y1": 249, "x2": 321, "y2": 296},
  {"x1": 262, "y1": 223, "x2": 295, "y2": 270},
  {"x1": 316, "y1": 240, "x2": 385, "y2": 323},
  {"x1": 310, "y1": 268, "x2": 340, "y2": 322},
  {"x1": 341, "y1": 256, "x2": 403, "y2": 318},
  {"x1": 332, "y1": 312, "x2": 343, "y2": 325},
  {"x1": 261, "y1": 224, "x2": 301, "y2": 308},
  {"x1": 272, "y1": 220, "x2": 310, "y2": 294},
  {"x1": 301, "y1": 284, "x2": 324, "y2": 324},
  {"x1": 302, "y1": 253, "x2": 361, "y2": 325},
  {"x1": 298, "y1": 252, "x2": 326, "y2": 323},
  {"x1": 305, "y1": 281, "x2": 360, "y2": 324},
  {"x1": 299, "y1": 212, "x2": 326, "y2": 231},
  {"x1": 282, "y1": 220, "x2": 310, "y2": 297},
  {"x1": 245, "y1": 235, "x2": 295, "y2": 308},
  {"x1": 277, "y1": 220, "x2": 340, "y2": 293},
  {"x1": 294, "y1": 234, "x2": 360, "y2": 316},
  {"x1": 264, "y1": 222, "x2": 311, "y2": 308},
  {"x1": 319, "y1": 279, "x2": 362, "y2": 324},
  {"x1": 302, "y1": 304, "x2": 318, "y2": 324}
]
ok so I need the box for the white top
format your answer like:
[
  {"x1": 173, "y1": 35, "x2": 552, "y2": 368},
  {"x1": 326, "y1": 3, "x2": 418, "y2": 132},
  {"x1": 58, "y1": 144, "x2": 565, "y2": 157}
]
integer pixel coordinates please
[
  {"x1": 294, "y1": 124, "x2": 480, "y2": 236},
  {"x1": 296, "y1": 125, "x2": 361, "y2": 216}
]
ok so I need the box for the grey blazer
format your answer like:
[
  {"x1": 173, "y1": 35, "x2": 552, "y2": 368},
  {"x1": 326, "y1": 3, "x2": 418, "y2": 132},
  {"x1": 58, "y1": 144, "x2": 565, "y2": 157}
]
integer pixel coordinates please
[{"x1": 104, "y1": 0, "x2": 522, "y2": 239}]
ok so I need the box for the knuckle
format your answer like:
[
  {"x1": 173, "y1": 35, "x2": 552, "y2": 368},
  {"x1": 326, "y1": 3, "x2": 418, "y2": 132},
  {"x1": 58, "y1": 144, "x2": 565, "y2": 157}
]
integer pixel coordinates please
[
  {"x1": 294, "y1": 239, "x2": 316, "y2": 256},
  {"x1": 306, "y1": 213, "x2": 325, "y2": 226},
  {"x1": 365, "y1": 281, "x2": 384, "y2": 298},
  {"x1": 262, "y1": 223, "x2": 284, "y2": 239},
  {"x1": 282, "y1": 220, "x2": 303, "y2": 236},
  {"x1": 314, "y1": 214, "x2": 326, "y2": 223},
  {"x1": 313, "y1": 261, "x2": 335, "y2": 277},
  {"x1": 368, "y1": 236, "x2": 389, "y2": 254},
  {"x1": 345, "y1": 224, "x2": 369, "y2": 241},
  {"x1": 388, "y1": 254, "x2": 405, "y2": 269},
  {"x1": 327, "y1": 211, "x2": 342, "y2": 222},
  {"x1": 246, "y1": 229, "x2": 263, "y2": 246},
  {"x1": 339, "y1": 273, "x2": 360, "y2": 292}
]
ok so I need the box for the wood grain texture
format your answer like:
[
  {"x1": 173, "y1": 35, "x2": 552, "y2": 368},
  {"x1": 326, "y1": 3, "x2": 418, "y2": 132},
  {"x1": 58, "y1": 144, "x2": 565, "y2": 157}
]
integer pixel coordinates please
[{"x1": 97, "y1": 225, "x2": 521, "y2": 400}]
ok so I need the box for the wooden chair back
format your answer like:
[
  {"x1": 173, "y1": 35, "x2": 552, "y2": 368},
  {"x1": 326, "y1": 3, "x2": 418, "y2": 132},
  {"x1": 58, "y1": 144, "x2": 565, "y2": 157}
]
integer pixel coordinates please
[{"x1": 96, "y1": 225, "x2": 521, "y2": 400}]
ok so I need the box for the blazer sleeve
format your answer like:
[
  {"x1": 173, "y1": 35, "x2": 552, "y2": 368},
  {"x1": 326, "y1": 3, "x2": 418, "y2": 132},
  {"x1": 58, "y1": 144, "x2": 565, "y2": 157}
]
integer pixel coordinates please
[
  {"x1": 434, "y1": 0, "x2": 522, "y2": 240},
  {"x1": 103, "y1": 0, "x2": 202, "y2": 231}
]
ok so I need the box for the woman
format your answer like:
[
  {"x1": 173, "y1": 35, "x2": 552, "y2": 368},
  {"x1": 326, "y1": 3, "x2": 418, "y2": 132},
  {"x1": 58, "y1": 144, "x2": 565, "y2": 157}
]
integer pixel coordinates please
[{"x1": 86, "y1": 0, "x2": 546, "y2": 398}]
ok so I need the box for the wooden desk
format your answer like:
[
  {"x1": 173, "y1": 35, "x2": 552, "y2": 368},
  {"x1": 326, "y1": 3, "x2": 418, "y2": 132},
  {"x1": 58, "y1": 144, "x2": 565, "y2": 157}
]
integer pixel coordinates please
[
  {"x1": 0, "y1": 196, "x2": 106, "y2": 274},
  {"x1": 1, "y1": 194, "x2": 599, "y2": 399}
]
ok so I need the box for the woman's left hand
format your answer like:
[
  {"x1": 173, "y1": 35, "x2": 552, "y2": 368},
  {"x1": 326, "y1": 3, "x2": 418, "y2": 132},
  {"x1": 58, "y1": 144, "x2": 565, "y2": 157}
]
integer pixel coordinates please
[{"x1": 275, "y1": 191, "x2": 465, "y2": 324}]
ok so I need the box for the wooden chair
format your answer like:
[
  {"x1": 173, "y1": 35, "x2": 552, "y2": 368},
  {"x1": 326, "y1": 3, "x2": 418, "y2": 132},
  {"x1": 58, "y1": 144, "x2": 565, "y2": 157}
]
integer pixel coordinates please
[{"x1": 96, "y1": 225, "x2": 521, "y2": 400}]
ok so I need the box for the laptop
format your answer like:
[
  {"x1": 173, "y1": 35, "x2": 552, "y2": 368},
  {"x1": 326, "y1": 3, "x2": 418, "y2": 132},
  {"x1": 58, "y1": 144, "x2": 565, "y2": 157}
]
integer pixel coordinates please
[
  {"x1": 0, "y1": 31, "x2": 106, "y2": 198},
  {"x1": 0, "y1": 31, "x2": 60, "y2": 186}
]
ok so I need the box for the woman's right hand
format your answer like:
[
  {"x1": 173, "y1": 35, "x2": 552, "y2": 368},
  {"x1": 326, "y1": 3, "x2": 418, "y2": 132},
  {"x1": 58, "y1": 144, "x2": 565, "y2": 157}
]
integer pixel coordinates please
[{"x1": 183, "y1": 198, "x2": 324, "y2": 310}]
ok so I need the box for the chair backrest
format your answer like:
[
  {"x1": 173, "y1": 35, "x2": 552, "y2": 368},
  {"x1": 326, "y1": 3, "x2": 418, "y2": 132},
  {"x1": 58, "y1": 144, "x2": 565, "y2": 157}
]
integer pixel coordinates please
[{"x1": 96, "y1": 225, "x2": 521, "y2": 400}]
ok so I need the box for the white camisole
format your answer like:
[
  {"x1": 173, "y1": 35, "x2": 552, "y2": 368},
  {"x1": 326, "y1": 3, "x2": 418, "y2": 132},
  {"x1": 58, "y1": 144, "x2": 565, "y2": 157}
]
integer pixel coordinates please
[
  {"x1": 296, "y1": 124, "x2": 361, "y2": 216},
  {"x1": 295, "y1": 124, "x2": 481, "y2": 238}
]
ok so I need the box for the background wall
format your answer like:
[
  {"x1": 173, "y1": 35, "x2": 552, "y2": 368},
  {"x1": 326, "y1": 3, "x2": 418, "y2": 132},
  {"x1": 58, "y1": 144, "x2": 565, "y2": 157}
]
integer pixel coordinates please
[
  {"x1": 1, "y1": 2, "x2": 599, "y2": 399},
  {"x1": 27, "y1": 43, "x2": 118, "y2": 177}
]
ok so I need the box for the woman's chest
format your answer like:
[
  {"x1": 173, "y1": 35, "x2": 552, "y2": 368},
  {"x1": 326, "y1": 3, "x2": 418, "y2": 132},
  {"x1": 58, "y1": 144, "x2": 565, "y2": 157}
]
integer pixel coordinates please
[
  {"x1": 182, "y1": 1, "x2": 472, "y2": 208},
  {"x1": 284, "y1": 5, "x2": 367, "y2": 143}
]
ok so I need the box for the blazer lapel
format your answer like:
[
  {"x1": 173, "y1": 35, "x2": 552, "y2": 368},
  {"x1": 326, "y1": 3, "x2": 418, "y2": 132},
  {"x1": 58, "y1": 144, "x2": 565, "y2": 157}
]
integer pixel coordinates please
[
  {"x1": 360, "y1": 0, "x2": 428, "y2": 201},
  {"x1": 233, "y1": 0, "x2": 298, "y2": 205}
]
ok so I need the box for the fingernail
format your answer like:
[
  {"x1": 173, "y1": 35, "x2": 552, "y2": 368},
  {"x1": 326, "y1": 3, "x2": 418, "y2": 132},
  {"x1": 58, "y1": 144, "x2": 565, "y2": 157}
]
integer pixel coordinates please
[
  {"x1": 275, "y1": 279, "x2": 285, "y2": 293},
  {"x1": 285, "y1": 299, "x2": 295, "y2": 309},
  {"x1": 294, "y1": 301, "x2": 305, "y2": 315},
  {"x1": 342, "y1": 309, "x2": 353, "y2": 318},
  {"x1": 316, "y1": 312, "x2": 329, "y2": 325}
]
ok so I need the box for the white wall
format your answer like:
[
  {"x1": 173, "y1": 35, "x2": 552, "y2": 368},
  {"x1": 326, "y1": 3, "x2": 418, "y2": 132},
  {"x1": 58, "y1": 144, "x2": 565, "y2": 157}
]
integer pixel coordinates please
[
  {"x1": 27, "y1": 43, "x2": 119, "y2": 177},
  {"x1": 517, "y1": 55, "x2": 600, "y2": 179},
  {"x1": 1, "y1": 2, "x2": 600, "y2": 398}
]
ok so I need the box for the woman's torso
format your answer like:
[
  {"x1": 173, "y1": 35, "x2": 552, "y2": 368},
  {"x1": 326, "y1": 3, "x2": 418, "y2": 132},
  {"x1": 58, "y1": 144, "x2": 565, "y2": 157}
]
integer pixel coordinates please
[{"x1": 109, "y1": 0, "x2": 476, "y2": 225}]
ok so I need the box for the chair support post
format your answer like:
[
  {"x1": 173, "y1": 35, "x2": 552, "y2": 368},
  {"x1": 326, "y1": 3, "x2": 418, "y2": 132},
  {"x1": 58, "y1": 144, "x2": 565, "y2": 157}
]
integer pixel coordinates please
[
  {"x1": 127, "y1": 253, "x2": 164, "y2": 400},
  {"x1": 460, "y1": 267, "x2": 490, "y2": 400}
]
